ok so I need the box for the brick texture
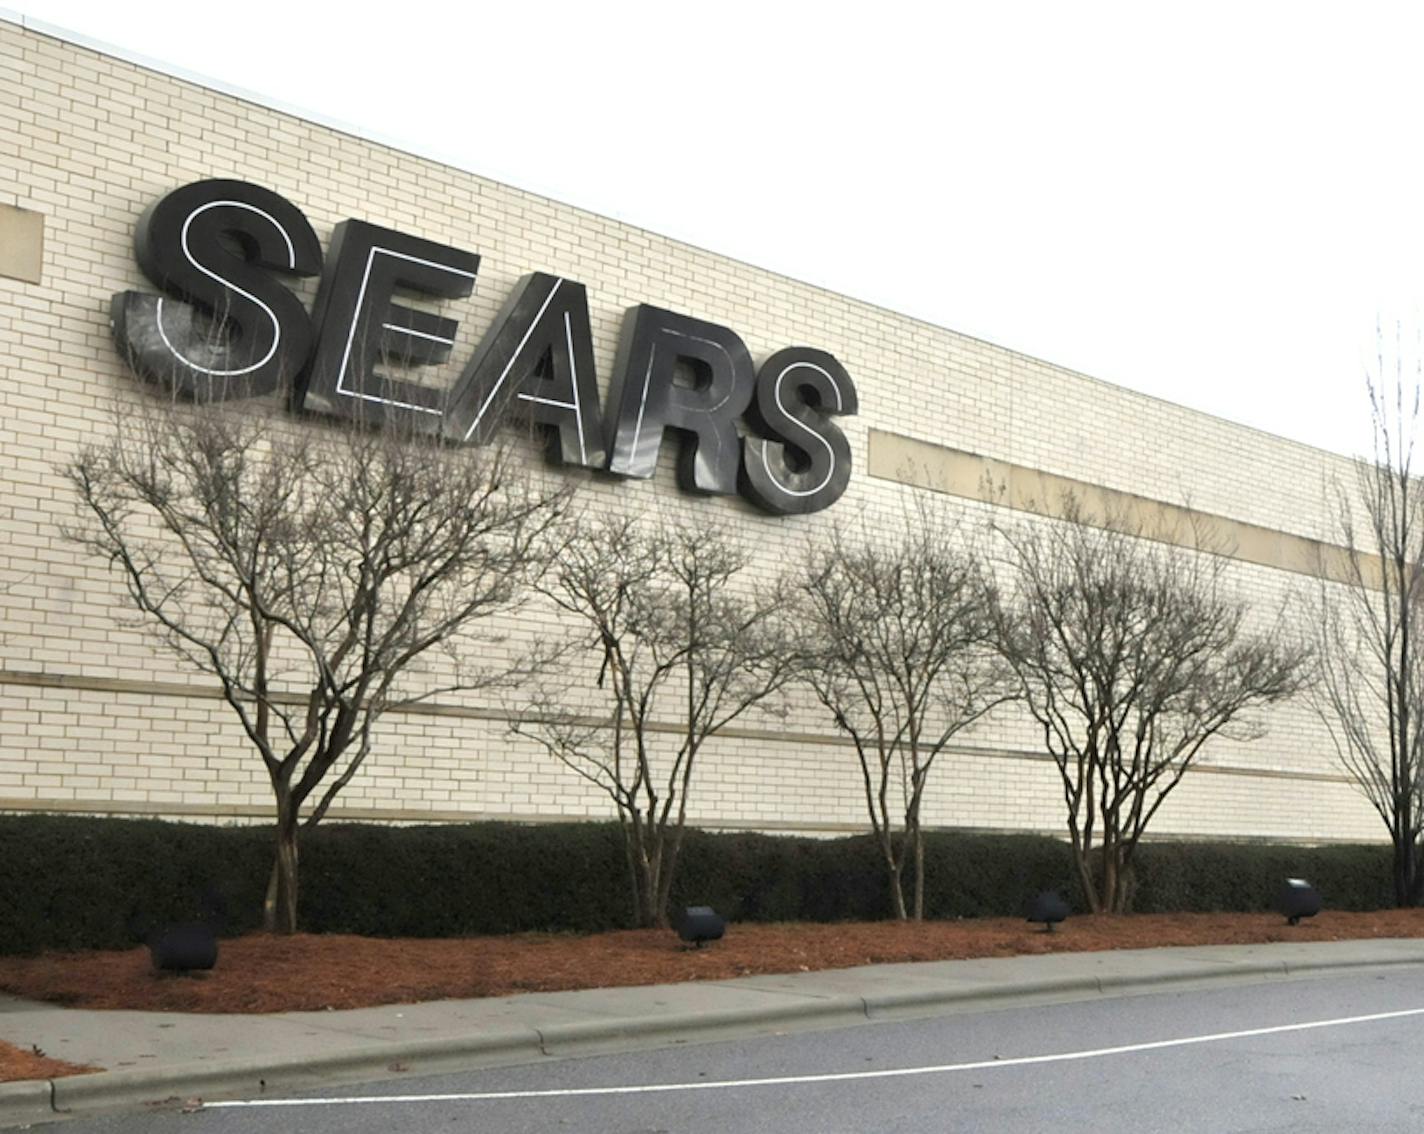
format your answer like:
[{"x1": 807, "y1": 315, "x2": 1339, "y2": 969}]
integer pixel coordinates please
[{"x1": 0, "y1": 19, "x2": 1383, "y2": 844}]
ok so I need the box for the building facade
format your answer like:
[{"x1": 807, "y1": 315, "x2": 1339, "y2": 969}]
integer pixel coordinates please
[{"x1": 0, "y1": 16, "x2": 1384, "y2": 843}]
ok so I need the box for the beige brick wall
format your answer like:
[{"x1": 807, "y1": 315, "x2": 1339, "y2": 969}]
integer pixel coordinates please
[{"x1": 0, "y1": 18, "x2": 1385, "y2": 845}]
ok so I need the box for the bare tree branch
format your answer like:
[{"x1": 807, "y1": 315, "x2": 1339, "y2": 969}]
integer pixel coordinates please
[
  {"x1": 512, "y1": 510, "x2": 796, "y2": 928},
  {"x1": 795, "y1": 500, "x2": 1012, "y2": 920},
  {"x1": 65, "y1": 398, "x2": 569, "y2": 932},
  {"x1": 1313, "y1": 321, "x2": 1424, "y2": 907},
  {"x1": 991, "y1": 493, "x2": 1312, "y2": 913}
]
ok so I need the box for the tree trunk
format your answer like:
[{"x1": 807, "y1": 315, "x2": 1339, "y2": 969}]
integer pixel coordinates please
[
  {"x1": 617, "y1": 808, "x2": 667, "y2": 929},
  {"x1": 1393, "y1": 837, "x2": 1422, "y2": 908},
  {"x1": 654, "y1": 824, "x2": 689, "y2": 931},
  {"x1": 888, "y1": 865, "x2": 908, "y2": 921},
  {"x1": 263, "y1": 789, "x2": 300, "y2": 934},
  {"x1": 636, "y1": 846, "x2": 661, "y2": 929},
  {"x1": 1112, "y1": 841, "x2": 1141, "y2": 915},
  {"x1": 912, "y1": 825, "x2": 925, "y2": 921},
  {"x1": 621, "y1": 816, "x2": 645, "y2": 928},
  {"x1": 889, "y1": 836, "x2": 908, "y2": 922},
  {"x1": 638, "y1": 876, "x2": 661, "y2": 929},
  {"x1": 879, "y1": 829, "x2": 908, "y2": 920},
  {"x1": 635, "y1": 826, "x2": 665, "y2": 929},
  {"x1": 1102, "y1": 845, "x2": 1120, "y2": 914},
  {"x1": 1070, "y1": 833, "x2": 1101, "y2": 914}
]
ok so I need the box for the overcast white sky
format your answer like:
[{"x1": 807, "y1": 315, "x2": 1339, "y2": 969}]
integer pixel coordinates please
[{"x1": 10, "y1": 1, "x2": 1424, "y2": 458}]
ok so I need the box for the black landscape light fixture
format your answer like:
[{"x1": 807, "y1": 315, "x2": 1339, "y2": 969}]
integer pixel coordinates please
[
  {"x1": 673, "y1": 906, "x2": 726, "y2": 948},
  {"x1": 1278, "y1": 878, "x2": 1322, "y2": 926},
  {"x1": 148, "y1": 922, "x2": 219, "y2": 973},
  {"x1": 1025, "y1": 890, "x2": 1070, "y2": 933}
]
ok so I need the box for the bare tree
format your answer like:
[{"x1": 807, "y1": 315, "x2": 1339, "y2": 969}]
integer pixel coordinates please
[
  {"x1": 1315, "y1": 329, "x2": 1424, "y2": 906},
  {"x1": 513, "y1": 513, "x2": 797, "y2": 928},
  {"x1": 991, "y1": 497, "x2": 1311, "y2": 914},
  {"x1": 66, "y1": 401, "x2": 567, "y2": 933},
  {"x1": 796, "y1": 506, "x2": 1011, "y2": 921}
]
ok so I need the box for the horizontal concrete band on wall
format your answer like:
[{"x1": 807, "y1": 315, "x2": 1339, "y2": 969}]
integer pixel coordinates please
[
  {"x1": 867, "y1": 430, "x2": 1377, "y2": 586},
  {"x1": 0, "y1": 667, "x2": 1353, "y2": 794}
]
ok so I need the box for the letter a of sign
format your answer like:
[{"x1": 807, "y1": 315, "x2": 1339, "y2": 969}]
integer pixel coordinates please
[
  {"x1": 296, "y1": 220, "x2": 480, "y2": 430},
  {"x1": 604, "y1": 305, "x2": 755, "y2": 495},
  {"x1": 442, "y1": 272, "x2": 606, "y2": 467}
]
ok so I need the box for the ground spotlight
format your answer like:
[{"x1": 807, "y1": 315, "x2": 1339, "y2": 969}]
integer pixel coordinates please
[
  {"x1": 1025, "y1": 890, "x2": 1070, "y2": 933},
  {"x1": 673, "y1": 906, "x2": 725, "y2": 948},
  {"x1": 1278, "y1": 878, "x2": 1322, "y2": 926},
  {"x1": 148, "y1": 923, "x2": 219, "y2": 972}
]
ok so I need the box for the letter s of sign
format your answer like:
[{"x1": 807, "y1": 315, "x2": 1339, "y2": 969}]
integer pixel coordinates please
[
  {"x1": 110, "y1": 180, "x2": 322, "y2": 400},
  {"x1": 739, "y1": 347, "x2": 859, "y2": 515}
]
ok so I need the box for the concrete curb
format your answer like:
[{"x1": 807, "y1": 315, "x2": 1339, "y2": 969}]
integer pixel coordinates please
[
  {"x1": 848, "y1": 957, "x2": 1420, "y2": 1021},
  {"x1": 536, "y1": 993, "x2": 868, "y2": 1056},
  {"x1": 43, "y1": 999, "x2": 874, "y2": 1116},
  {"x1": 48, "y1": 1027, "x2": 545, "y2": 1117},
  {"x1": 7, "y1": 948, "x2": 1424, "y2": 1126},
  {"x1": 0, "y1": 1080, "x2": 51, "y2": 1128},
  {"x1": 1280, "y1": 954, "x2": 1424, "y2": 978},
  {"x1": 861, "y1": 975, "x2": 1104, "y2": 1018}
]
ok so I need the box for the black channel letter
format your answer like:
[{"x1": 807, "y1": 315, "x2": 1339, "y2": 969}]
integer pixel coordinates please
[
  {"x1": 111, "y1": 179, "x2": 322, "y2": 400},
  {"x1": 297, "y1": 220, "x2": 480, "y2": 429},
  {"x1": 443, "y1": 272, "x2": 605, "y2": 467},
  {"x1": 604, "y1": 305, "x2": 755, "y2": 495},
  {"x1": 739, "y1": 347, "x2": 858, "y2": 515}
]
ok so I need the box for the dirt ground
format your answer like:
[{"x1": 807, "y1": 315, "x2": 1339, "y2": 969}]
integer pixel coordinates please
[
  {"x1": 2, "y1": 908, "x2": 1422, "y2": 1082},
  {"x1": 0, "y1": 1043, "x2": 93, "y2": 1083}
]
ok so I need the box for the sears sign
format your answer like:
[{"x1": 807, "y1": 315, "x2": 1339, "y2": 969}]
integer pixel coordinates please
[{"x1": 111, "y1": 180, "x2": 859, "y2": 515}]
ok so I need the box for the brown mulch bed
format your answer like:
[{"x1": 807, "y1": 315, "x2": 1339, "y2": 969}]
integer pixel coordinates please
[
  {"x1": 1, "y1": 910, "x2": 1420, "y2": 1083},
  {"x1": 0, "y1": 1041, "x2": 94, "y2": 1083},
  {"x1": 0, "y1": 909, "x2": 1421, "y2": 1019}
]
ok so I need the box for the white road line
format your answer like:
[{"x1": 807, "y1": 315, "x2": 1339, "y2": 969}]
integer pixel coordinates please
[{"x1": 205, "y1": 1004, "x2": 1424, "y2": 1110}]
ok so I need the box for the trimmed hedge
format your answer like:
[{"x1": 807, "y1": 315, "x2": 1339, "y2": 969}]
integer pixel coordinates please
[
  {"x1": 300, "y1": 822, "x2": 629, "y2": 937},
  {"x1": 0, "y1": 815, "x2": 271, "y2": 955},
  {"x1": 0, "y1": 814, "x2": 1397, "y2": 955},
  {"x1": 1129, "y1": 841, "x2": 1395, "y2": 914}
]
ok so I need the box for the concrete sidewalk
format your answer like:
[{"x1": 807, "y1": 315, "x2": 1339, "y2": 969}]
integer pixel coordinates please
[{"x1": 2, "y1": 937, "x2": 1423, "y2": 1128}]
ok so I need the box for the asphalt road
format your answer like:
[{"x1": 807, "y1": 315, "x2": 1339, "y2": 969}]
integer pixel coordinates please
[{"x1": 52, "y1": 967, "x2": 1424, "y2": 1133}]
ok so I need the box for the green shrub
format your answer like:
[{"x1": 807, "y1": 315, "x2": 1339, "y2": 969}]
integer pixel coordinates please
[
  {"x1": 0, "y1": 815, "x2": 269, "y2": 954},
  {"x1": 0, "y1": 814, "x2": 1400, "y2": 954},
  {"x1": 917, "y1": 833, "x2": 1083, "y2": 918},
  {"x1": 299, "y1": 822, "x2": 628, "y2": 937},
  {"x1": 672, "y1": 832, "x2": 890, "y2": 923},
  {"x1": 1130, "y1": 841, "x2": 1394, "y2": 913}
]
